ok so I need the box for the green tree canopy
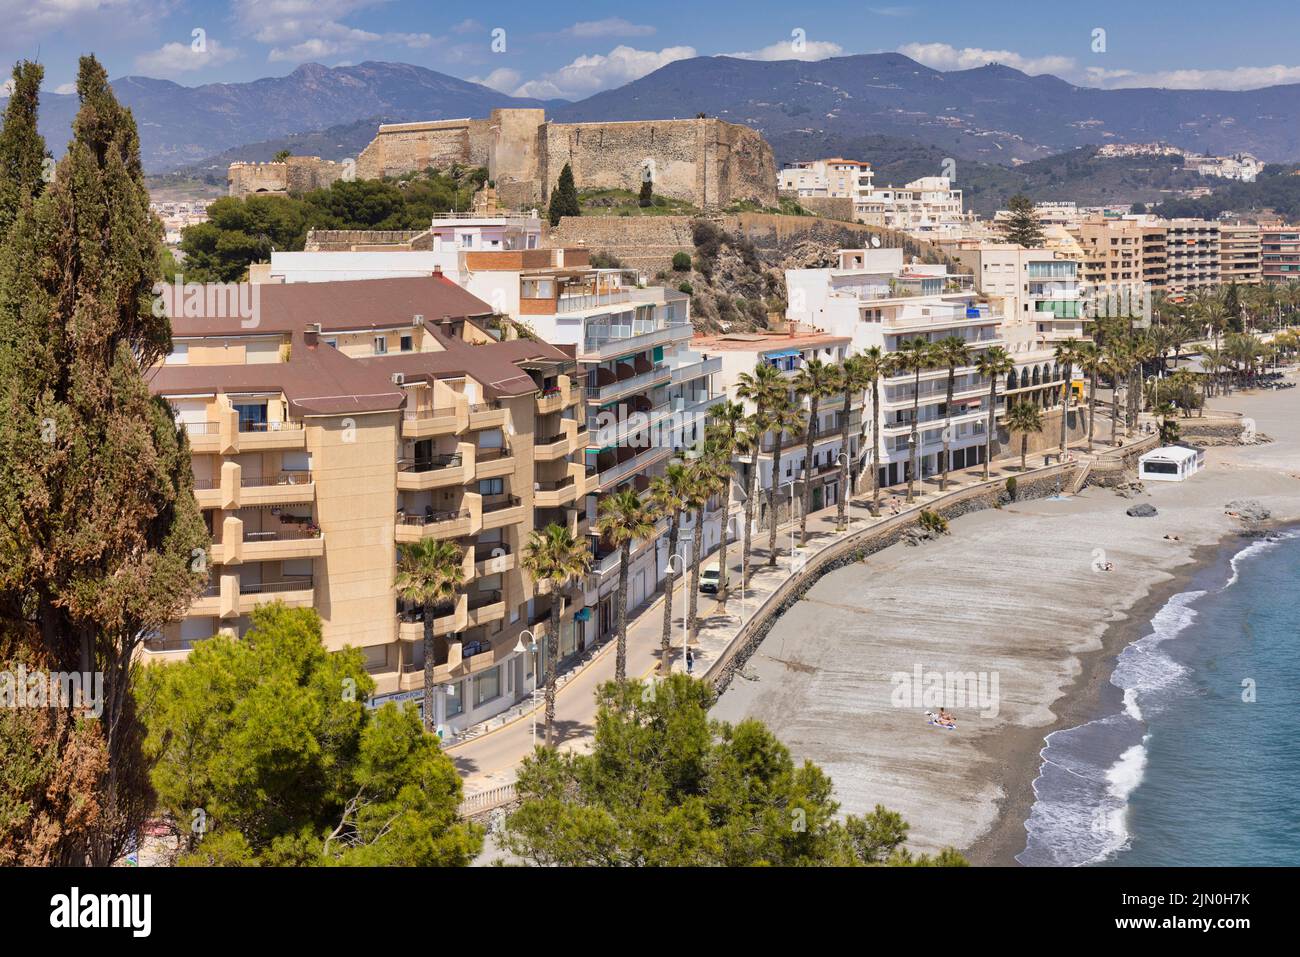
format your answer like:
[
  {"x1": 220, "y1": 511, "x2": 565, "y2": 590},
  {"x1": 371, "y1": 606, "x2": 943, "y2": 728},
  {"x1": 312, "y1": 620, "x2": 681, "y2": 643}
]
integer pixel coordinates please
[
  {"x1": 548, "y1": 162, "x2": 580, "y2": 226},
  {"x1": 501, "y1": 674, "x2": 967, "y2": 866},
  {"x1": 137, "y1": 603, "x2": 482, "y2": 866},
  {"x1": 1000, "y1": 192, "x2": 1045, "y2": 248}
]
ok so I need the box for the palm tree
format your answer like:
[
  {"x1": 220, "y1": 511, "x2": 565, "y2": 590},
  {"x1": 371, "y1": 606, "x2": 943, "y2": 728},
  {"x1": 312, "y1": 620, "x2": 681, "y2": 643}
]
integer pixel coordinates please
[
  {"x1": 685, "y1": 442, "x2": 728, "y2": 642},
  {"x1": 1053, "y1": 338, "x2": 1083, "y2": 452},
  {"x1": 932, "y1": 335, "x2": 972, "y2": 491},
  {"x1": 834, "y1": 354, "x2": 868, "y2": 530},
  {"x1": 520, "y1": 523, "x2": 593, "y2": 747},
  {"x1": 395, "y1": 539, "x2": 465, "y2": 732},
  {"x1": 1127, "y1": 333, "x2": 1155, "y2": 429},
  {"x1": 1006, "y1": 401, "x2": 1044, "y2": 471},
  {"x1": 975, "y1": 346, "x2": 1014, "y2": 478},
  {"x1": 1076, "y1": 341, "x2": 1105, "y2": 451},
  {"x1": 647, "y1": 463, "x2": 690, "y2": 673},
  {"x1": 895, "y1": 337, "x2": 935, "y2": 502},
  {"x1": 793, "y1": 358, "x2": 840, "y2": 545},
  {"x1": 857, "y1": 347, "x2": 891, "y2": 515},
  {"x1": 707, "y1": 399, "x2": 746, "y2": 596},
  {"x1": 595, "y1": 488, "x2": 655, "y2": 682},
  {"x1": 736, "y1": 362, "x2": 784, "y2": 582},
  {"x1": 765, "y1": 396, "x2": 806, "y2": 565}
]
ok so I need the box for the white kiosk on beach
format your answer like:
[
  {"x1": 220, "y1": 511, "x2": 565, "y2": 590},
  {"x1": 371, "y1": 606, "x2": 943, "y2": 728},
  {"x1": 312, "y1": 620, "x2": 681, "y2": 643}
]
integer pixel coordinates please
[{"x1": 1138, "y1": 445, "x2": 1204, "y2": 482}]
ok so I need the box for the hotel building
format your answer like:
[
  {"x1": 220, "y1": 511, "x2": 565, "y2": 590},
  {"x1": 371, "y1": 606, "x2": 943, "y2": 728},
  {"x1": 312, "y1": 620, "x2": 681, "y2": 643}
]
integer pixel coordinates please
[
  {"x1": 1163, "y1": 219, "x2": 1221, "y2": 296},
  {"x1": 1219, "y1": 223, "x2": 1263, "y2": 286},
  {"x1": 1260, "y1": 225, "x2": 1300, "y2": 283}
]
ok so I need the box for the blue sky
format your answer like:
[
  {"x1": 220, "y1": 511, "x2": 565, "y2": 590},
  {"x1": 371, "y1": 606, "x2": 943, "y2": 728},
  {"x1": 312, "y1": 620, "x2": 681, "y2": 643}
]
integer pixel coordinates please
[{"x1": 4, "y1": 0, "x2": 1300, "y2": 98}]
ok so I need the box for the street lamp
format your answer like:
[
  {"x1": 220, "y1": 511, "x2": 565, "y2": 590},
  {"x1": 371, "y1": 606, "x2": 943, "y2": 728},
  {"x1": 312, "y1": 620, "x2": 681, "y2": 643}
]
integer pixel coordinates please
[
  {"x1": 663, "y1": 553, "x2": 688, "y2": 675},
  {"x1": 835, "y1": 452, "x2": 861, "y2": 533},
  {"x1": 513, "y1": 629, "x2": 538, "y2": 747},
  {"x1": 782, "y1": 477, "x2": 798, "y2": 560}
]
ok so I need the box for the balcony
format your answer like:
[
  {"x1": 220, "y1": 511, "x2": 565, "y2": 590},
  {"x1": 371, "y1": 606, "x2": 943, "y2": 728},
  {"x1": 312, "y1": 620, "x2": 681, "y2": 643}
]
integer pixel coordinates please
[
  {"x1": 557, "y1": 289, "x2": 632, "y2": 313},
  {"x1": 535, "y1": 377, "x2": 579, "y2": 415},
  {"x1": 475, "y1": 544, "x2": 515, "y2": 576},
  {"x1": 191, "y1": 477, "x2": 222, "y2": 509},
  {"x1": 474, "y1": 445, "x2": 516, "y2": 480},
  {"x1": 241, "y1": 527, "x2": 324, "y2": 562},
  {"x1": 402, "y1": 405, "x2": 462, "y2": 439},
  {"x1": 397, "y1": 447, "x2": 472, "y2": 491},
  {"x1": 239, "y1": 471, "x2": 315, "y2": 507},
  {"x1": 467, "y1": 401, "x2": 508, "y2": 431},
  {"x1": 236, "y1": 419, "x2": 306, "y2": 452},
  {"x1": 235, "y1": 577, "x2": 314, "y2": 614},
  {"x1": 534, "y1": 474, "x2": 578, "y2": 509},
  {"x1": 395, "y1": 507, "x2": 474, "y2": 543},
  {"x1": 669, "y1": 355, "x2": 722, "y2": 385},
  {"x1": 590, "y1": 364, "x2": 673, "y2": 403},
  {"x1": 188, "y1": 583, "x2": 221, "y2": 617},
  {"x1": 580, "y1": 324, "x2": 680, "y2": 362},
  {"x1": 397, "y1": 593, "x2": 468, "y2": 640},
  {"x1": 184, "y1": 421, "x2": 222, "y2": 453},
  {"x1": 467, "y1": 589, "x2": 506, "y2": 627},
  {"x1": 480, "y1": 495, "x2": 524, "y2": 531},
  {"x1": 597, "y1": 444, "x2": 672, "y2": 490},
  {"x1": 533, "y1": 430, "x2": 572, "y2": 461}
]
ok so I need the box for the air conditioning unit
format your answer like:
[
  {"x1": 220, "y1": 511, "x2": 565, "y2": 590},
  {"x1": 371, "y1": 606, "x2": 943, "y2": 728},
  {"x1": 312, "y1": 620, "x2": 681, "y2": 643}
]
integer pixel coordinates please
[
  {"x1": 307, "y1": 322, "x2": 322, "y2": 334},
  {"x1": 391, "y1": 373, "x2": 405, "y2": 385}
]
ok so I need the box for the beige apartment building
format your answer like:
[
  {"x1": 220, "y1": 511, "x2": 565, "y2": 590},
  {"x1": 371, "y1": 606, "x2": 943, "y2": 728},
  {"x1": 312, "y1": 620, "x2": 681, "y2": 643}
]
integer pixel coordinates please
[
  {"x1": 1219, "y1": 223, "x2": 1262, "y2": 286},
  {"x1": 1164, "y1": 219, "x2": 1221, "y2": 296},
  {"x1": 148, "y1": 276, "x2": 593, "y2": 732}
]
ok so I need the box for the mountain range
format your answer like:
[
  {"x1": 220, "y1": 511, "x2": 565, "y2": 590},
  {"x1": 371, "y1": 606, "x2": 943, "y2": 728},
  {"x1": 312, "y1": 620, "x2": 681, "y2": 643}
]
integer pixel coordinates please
[{"x1": 9, "y1": 53, "x2": 1300, "y2": 175}]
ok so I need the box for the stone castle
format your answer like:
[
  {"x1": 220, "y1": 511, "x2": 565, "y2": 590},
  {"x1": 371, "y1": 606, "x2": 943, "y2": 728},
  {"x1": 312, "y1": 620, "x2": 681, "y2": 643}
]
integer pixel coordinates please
[
  {"x1": 229, "y1": 108, "x2": 777, "y2": 209},
  {"x1": 227, "y1": 155, "x2": 349, "y2": 197}
]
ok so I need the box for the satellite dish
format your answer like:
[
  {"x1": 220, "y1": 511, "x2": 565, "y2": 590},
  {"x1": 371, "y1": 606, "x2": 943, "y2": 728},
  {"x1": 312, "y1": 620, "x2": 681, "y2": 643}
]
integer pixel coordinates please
[{"x1": 870, "y1": 236, "x2": 881, "y2": 248}]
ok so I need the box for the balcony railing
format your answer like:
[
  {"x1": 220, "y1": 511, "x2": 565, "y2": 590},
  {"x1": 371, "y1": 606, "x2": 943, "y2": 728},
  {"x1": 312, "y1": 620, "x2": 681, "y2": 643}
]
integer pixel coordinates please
[
  {"x1": 468, "y1": 589, "x2": 503, "y2": 611},
  {"x1": 398, "y1": 454, "x2": 462, "y2": 473},
  {"x1": 535, "y1": 476, "x2": 576, "y2": 492},
  {"x1": 240, "y1": 470, "x2": 312, "y2": 487},
  {"x1": 557, "y1": 289, "x2": 632, "y2": 313},
  {"x1": 481, "y1": 495, "x2": 522, "y2": 514},
  {"x1": 397, "y1": 507, "x2": 470, "y2": 526},
  {"x1": 238, "y1": 419, "x2": 303, "y2": 433},
  {"x1": 184, "y1": 421, "x2": 219, "y2": 436},
  {"x1": 243, "y1": 527, "x2": 320, "y2": 542},
  {"x1": 239, "y1": 577, "x2": 314, "y2": 595},
  {"x1": 403, "y1": 406, "x2": 457, "y2": 420}
]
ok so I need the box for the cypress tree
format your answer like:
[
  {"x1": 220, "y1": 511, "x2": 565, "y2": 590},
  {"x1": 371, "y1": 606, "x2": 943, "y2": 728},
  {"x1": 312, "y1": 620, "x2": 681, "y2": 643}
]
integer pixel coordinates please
[
  {"x1": 0, "y1": 60, "x2": 48, "y2": 238},
  {"x1": 0, "y1": 55, "x2": 208, "y2": 865},
  {"x1": 1000, "y1": 193, "x2": 1044, "y2": 248},
  {"x1": 547, "y1": 162, "x2": 580, "y2": 226}
]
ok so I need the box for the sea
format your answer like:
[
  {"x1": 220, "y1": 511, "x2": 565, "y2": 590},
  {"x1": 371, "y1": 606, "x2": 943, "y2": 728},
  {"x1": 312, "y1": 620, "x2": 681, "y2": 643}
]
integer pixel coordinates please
[{"x1": 1017, "y1": 528, "x2": 1300, "y2": 866}]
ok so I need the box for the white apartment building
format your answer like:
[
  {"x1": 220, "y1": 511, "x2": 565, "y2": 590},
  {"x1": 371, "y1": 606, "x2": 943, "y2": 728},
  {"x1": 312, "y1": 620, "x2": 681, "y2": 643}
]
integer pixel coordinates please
[
  {"x1": 778, "y1": 158, "x2": 874, "y2": 202},
  {"x1": 869, "y1": 176, "x2": 970, "y2": 239},
  {"x1": 696, "y1": 329, "x2": 860, "y2": 536},
  {"x1": 949, "y1": 243, "x2": 1088, "y2": 344},
  {"x1": 784, "y1": 248, "x2": 1001, "y2": 488}
]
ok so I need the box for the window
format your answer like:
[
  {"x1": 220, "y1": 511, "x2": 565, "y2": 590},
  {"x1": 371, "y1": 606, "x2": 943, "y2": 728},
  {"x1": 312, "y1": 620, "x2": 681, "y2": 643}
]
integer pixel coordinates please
[
  {"x1": 474, "y1": 667, "x2": 501, "y2": 707},
  {"x1": 373, "y1": 336, "x2": 387, "y2": 355},
  {"x1": 324, "y1": 338, "x2": 338, "y2": 349},
  {"x1": 445, "y1": 681, "x2": 464, "y2": 717},
  {"x1": 478, "y1": 478, "x2": 504, "y2": 496},
  {"x1": 165, "y1": 343, "x2": 188, "y2": 365},
  {"x1": 400, "y1": 335, "x2": 413, "y2": 352}
]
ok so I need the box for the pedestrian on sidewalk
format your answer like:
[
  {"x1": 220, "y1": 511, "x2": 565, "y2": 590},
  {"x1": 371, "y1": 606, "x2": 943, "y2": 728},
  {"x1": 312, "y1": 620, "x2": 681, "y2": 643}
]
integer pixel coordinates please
[{"x1": 686, "y1": 647, "x2": 695, "y2": 675}]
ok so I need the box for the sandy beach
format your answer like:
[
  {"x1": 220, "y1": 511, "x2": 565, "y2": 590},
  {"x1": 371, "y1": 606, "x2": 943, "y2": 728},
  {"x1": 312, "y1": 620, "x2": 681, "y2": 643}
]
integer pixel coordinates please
[{"x1": 711, "y1": 378, "x2": 1300, "y2": 864}]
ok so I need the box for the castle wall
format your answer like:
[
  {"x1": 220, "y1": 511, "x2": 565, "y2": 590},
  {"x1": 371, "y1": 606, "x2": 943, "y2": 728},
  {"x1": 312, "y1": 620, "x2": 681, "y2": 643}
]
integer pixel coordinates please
[{"x1": 228, "y1": 156, "x2": 347, "y2": 198}]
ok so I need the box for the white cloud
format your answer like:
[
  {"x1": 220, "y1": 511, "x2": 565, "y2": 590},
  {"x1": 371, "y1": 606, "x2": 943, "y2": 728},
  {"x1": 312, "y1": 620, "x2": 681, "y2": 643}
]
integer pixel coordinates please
[
  {"x1": 231, "y1": 0, "x2": 428, "y2": 62},
  {"x1": 53, "y1": 82, "x2": 77, "y2": 94},
  {"x1": 898, "y1": 42, "x2": 1076, "y2": 76},
  {"x1": 0, "y1": 0, "x2": 151, "y2": 33},
  {"x1": 512, "y1": 45, "x2": 696, "y2": 100},
  {"x1": 1084, "y1": 63, "x2": 1300, "y2": 91},
  {"x1": 0, "y1": 78, "x2": 11, "y2": 96},
  {"x1": 868, "y1": 5, "x2": 914, "y2": 14},
  {"x1": 467, "y1": 67, "x2": 521, "y2": 94},
  {"x1": 563, "y1": 18, "x2": 655, "y2": 39},
  {"x1": 725, "y1": 40, "x2": 843, "y2": 62},
  {"x1": 451, "y1": 19, "x2": 483, "y2": 35},
  {"x1": 135, "y1": 38, "x2": 240, "y2": 75}
]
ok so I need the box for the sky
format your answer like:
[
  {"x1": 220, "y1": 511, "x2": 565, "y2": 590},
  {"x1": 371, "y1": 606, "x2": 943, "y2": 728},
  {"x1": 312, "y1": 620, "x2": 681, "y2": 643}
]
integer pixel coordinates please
[{"x1": 4, "y1": 0, "x2": 1300, "y2": 99}]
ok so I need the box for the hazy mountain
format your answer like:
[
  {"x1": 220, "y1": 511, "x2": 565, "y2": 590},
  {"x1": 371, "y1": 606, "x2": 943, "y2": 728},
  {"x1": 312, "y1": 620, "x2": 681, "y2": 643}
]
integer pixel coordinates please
[
  {"x1": 15, "y1": 54, "x2": 1300, "y2": 177},
  {"x1": 553, "y1": 53, "x2": 1300, "y2": 165},
  {"x1": 6, "y1": 62, "x2": 561, "y2": 172}
]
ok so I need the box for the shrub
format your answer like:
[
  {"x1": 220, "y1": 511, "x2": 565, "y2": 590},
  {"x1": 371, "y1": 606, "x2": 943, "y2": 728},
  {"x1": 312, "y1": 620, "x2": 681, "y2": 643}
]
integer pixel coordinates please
[
  {"x1": 918, "y1": 510, "x2": 949, "y2": 535},
  {"x1": 678, "y1": 281, "x2": 693, "y2": 295},
  {"x1": 1005, "y1": 476, "x2": 1018, "y2": 501},
  {"x1": 672, "y1": 251, "x2": 692, "y2": 271}
]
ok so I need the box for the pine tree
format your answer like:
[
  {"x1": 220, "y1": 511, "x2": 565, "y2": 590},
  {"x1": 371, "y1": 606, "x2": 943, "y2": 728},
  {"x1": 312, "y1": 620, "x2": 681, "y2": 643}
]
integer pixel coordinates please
[
  {"x1": 1000, "y1": 193, "x2": 1044, "y2": 248},
  {"x1": 0, "y1": 60, "x2": 48, "y2": 239},
  {"x1": 547, "y1": 162, "x2": 580, "y2": 226},
  {"x1": 638, "y1": 177, "x2": 653, "y2": 208},
  {"x1": 0, "y1": 55, "x2": 209, "y2": 865}
]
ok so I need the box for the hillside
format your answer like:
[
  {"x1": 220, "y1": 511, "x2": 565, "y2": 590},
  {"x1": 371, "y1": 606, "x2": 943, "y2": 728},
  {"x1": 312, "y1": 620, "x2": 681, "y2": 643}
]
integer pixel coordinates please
[
  {"x1": 1153, "y1": 164, "x2": 1300, "y2": 219},
  {"x1": 6, "y1": 62, "x2": 560, "y2": 173}
]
